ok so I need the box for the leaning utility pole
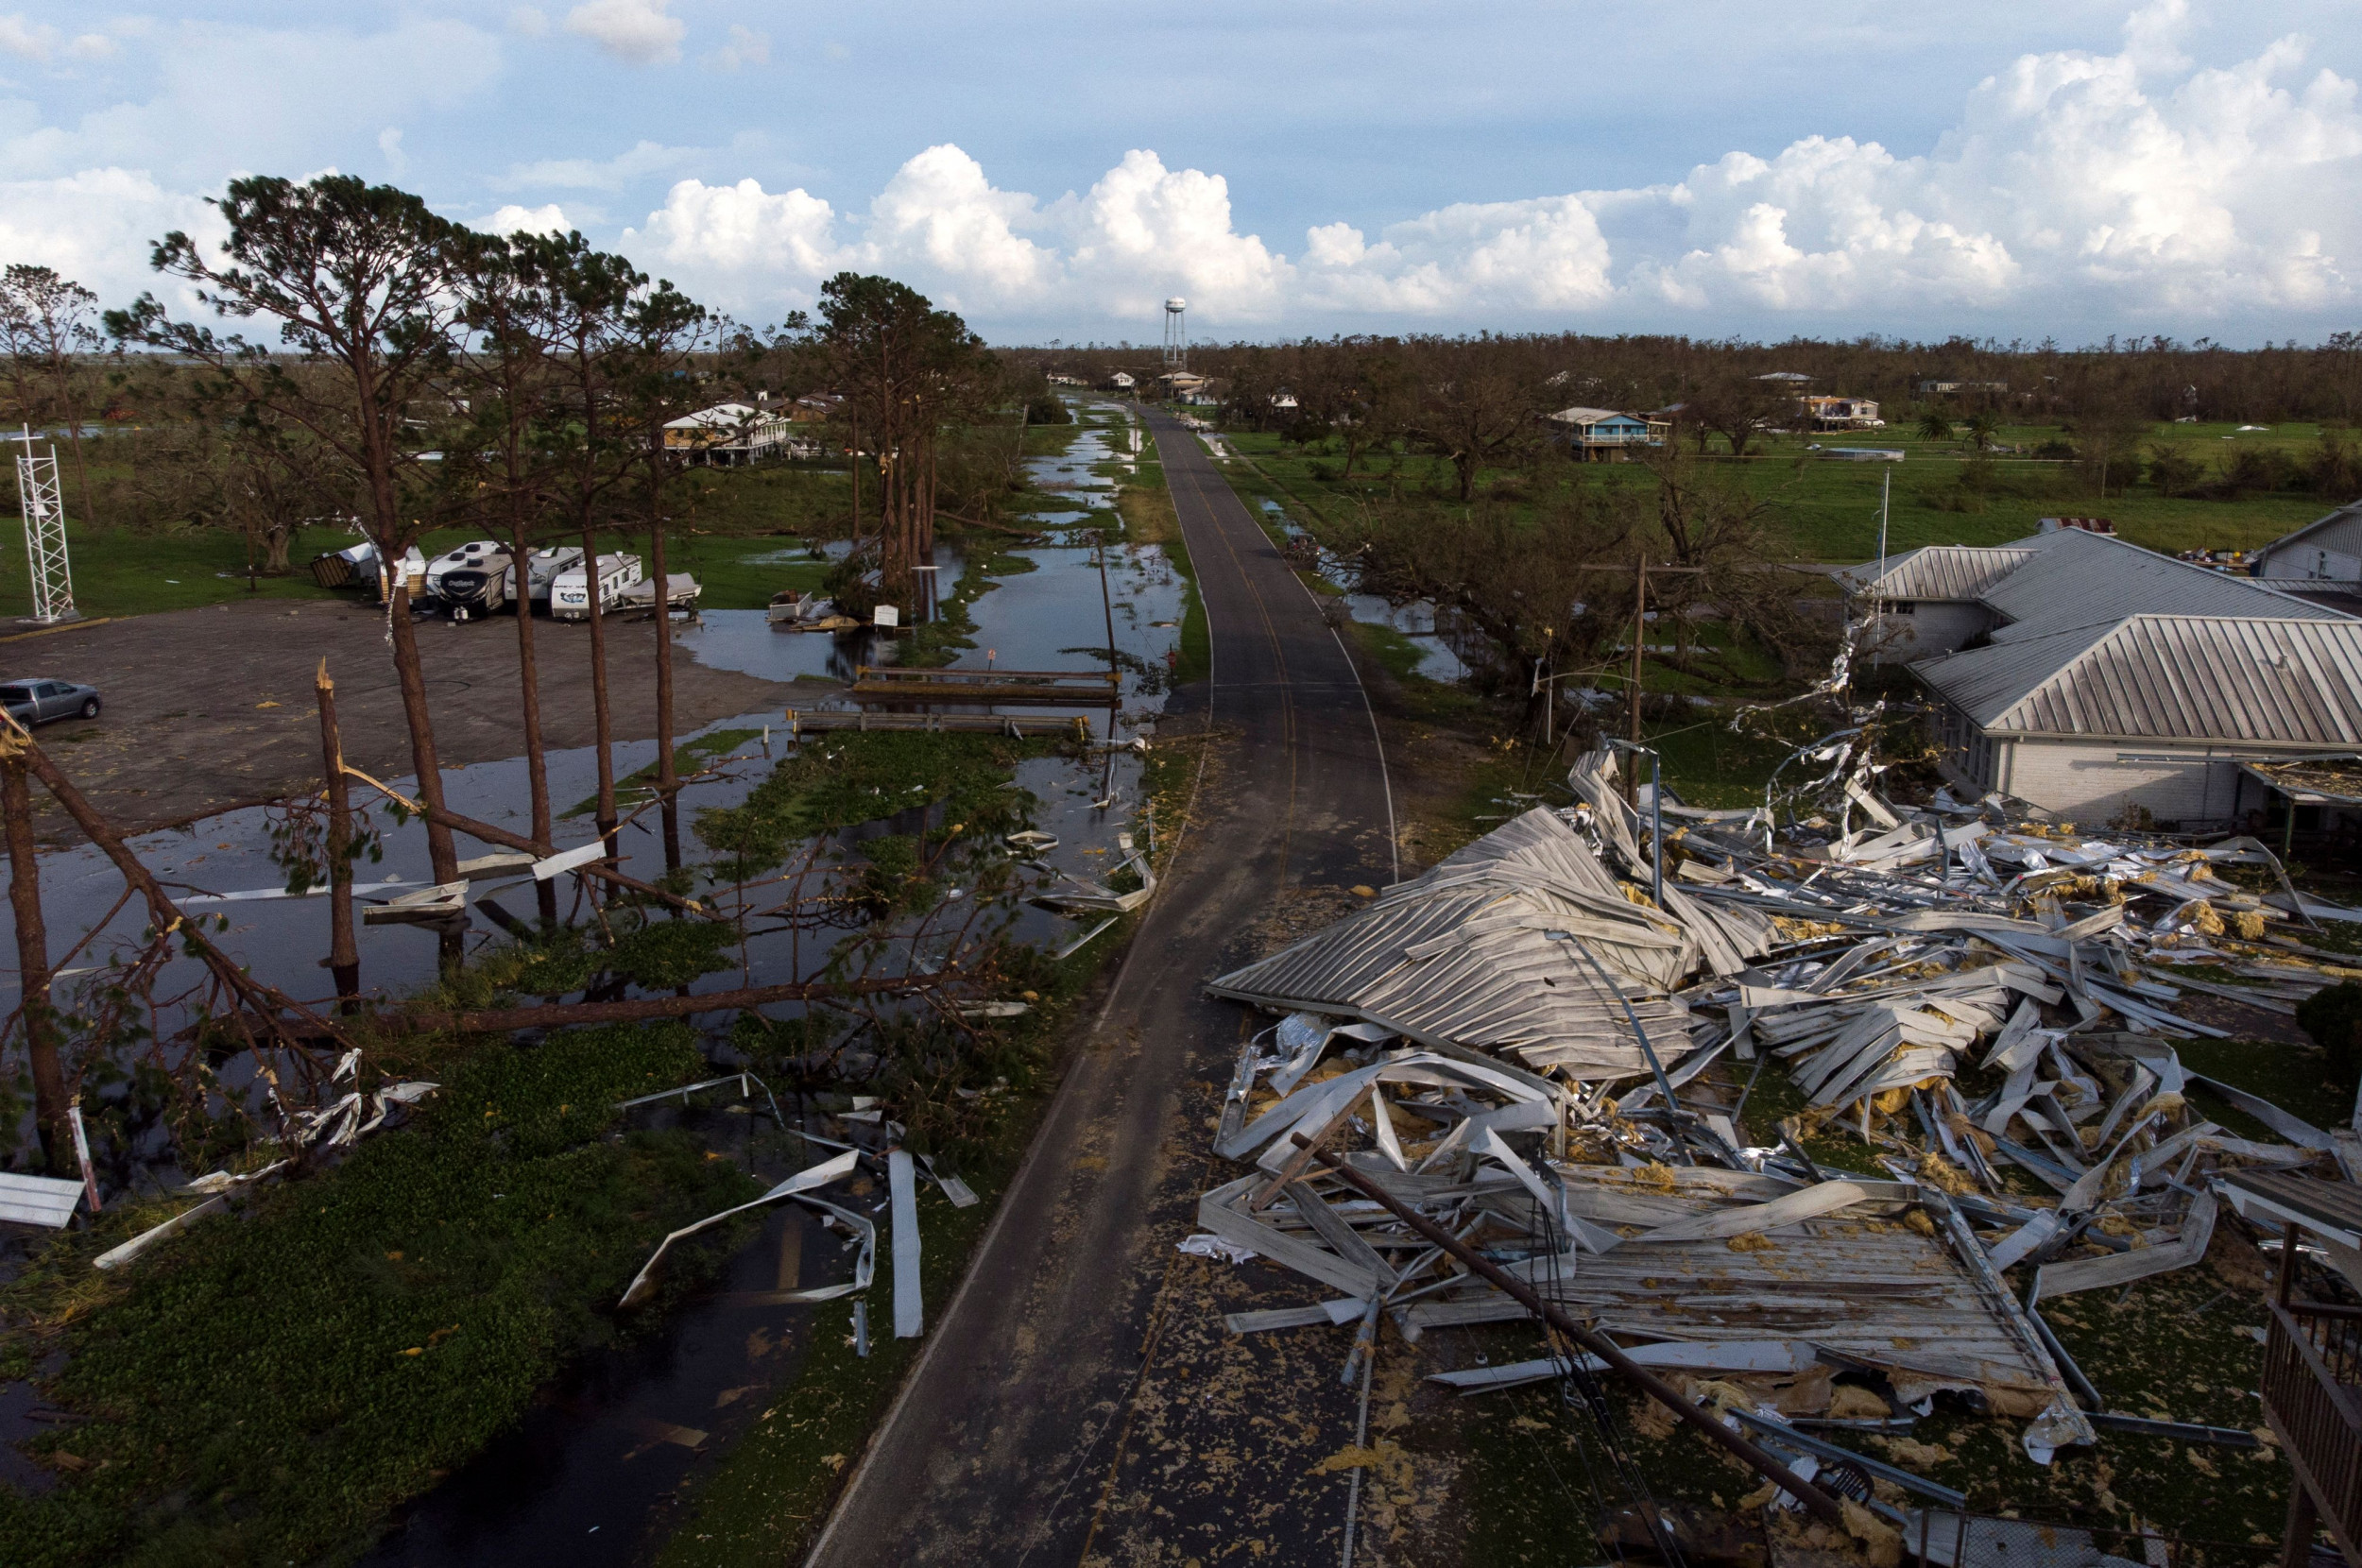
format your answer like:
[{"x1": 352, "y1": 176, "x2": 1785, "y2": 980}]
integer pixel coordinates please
[
  {"x1": 1626, "y1": 553, "x2": 1648, "y2": 806},
  {"x1": 1570, "y1": 556, "x2": 1702, "y2": 808}
]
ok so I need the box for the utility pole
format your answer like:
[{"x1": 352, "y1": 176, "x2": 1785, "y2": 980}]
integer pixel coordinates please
[
  {"x1": 1567, "y1": 556, "x2": 1703, "y2": 807},
  {"x1": 1, "y1": 731, "x2": 68, "y2": 1170},
  {"x1": 1627, "y1": 553, "x2": 1648, "y2": 808}
]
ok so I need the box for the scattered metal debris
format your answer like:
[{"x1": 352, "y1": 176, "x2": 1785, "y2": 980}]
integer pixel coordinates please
[{"x1": 1194, "y1": 736, "x2": 2355, "y2": 1522}]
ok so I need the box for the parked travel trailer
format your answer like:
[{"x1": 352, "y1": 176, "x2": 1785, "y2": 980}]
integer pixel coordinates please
[
  {"x1": 423, "y1": 541, "x2": 511, "y2": 618},
  {"x1": 508, "y1": 546, "x2": 585, "y2": 607},
  {"x1": 549, "y1": 553, "x2": 644, "y2": 621}
]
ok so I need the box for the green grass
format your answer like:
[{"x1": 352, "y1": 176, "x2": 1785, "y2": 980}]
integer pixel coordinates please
[
  {"x1": 693, "y1": 729, "x2": 1060, "y2": 882},
  {"x1": 1643, "y1": 712, "x2": 1799, "y2": 809},
  {"x1": 1163, "y1": 534, "x2": 1211, "y2": 689},
  {"x1": 0, "y1": 1023, "x2": 759, "y2": 1568},
  {"x1": 563, "y1": 727, "x2": 767, "y2": 819},
  {"x1": 1218, "y1": 426, "x2": 2342, "y2": 564},
  {"x1": 676, "y1": 462, "x2": 853, "y2": 538},
  {"x1": 672, "y1": 537, "x2": 831, "y2": 611},
  {"x1": 0, "y1": 521, "x2": 370, "y2": 620}
]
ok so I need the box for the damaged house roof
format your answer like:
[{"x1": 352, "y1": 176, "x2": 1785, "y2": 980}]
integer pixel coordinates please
[{"x1": 1206, "y1": 808, "x2": 1696, "y2": 1080}]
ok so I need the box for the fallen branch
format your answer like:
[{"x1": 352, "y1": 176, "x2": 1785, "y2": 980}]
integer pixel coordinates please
[
  {"x1": 341, "y1": 762, "x2": 720, "y2": 921},
  {"x1": 937, "y1": 510, "x2": 1047, "y2": 539},
  {"x1": 2, "y1": 713, "x2": 358, "y2": 1060}
]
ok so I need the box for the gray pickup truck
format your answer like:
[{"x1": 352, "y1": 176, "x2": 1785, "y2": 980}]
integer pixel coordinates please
[{"x1": 1, "y1": 678, "x2": 102, "y2": 725}]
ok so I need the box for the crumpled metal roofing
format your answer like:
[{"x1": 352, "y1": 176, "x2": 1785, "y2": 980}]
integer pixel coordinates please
[
  {"x1": 1915, "y1": 612, "x2": 2362, "y2": 741},
  {"x1": 1206, "y1": 808, "x2": 1691, "y2": 1080},
  {"x1": 1979, "y1": 528, "x2": 2344, "y2": 642},
  {"x1": 1836, "y1": 544, "x2": 2040, "y2": 603}
]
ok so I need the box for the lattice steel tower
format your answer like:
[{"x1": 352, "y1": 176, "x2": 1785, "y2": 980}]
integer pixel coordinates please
[
  {"x1": 1162, "y1": 297, "x2": 1187, "y2": 368},
  {"x1": 15, "y1": 426, "x2": 76, "y2": 624}
]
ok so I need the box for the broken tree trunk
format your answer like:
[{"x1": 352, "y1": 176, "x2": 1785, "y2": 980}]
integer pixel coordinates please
[
  {"x1": 648, "y1": 487, "x2": 680, "y2": 873},
  {"x1": 382, "y1": 575, "x2": 461, "y2": 886},
  {"x1": 314, "y1": 661, "x2": 361, "y2": 1005},
  {"x1": 508, "y1": 513, "x2": 558, "y2": 925},
  {"x1": 3, "y1": 715, "x2": 356, "y2": 1059},
  {"x1": 1, "y1": 737, "x2": 70, "y2": 1173},
  {"x1": 581, "y1": 523, "x2": 620, "y2": 860}
]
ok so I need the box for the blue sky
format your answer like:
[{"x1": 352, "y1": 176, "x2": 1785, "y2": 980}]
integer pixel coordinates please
[{"x1": 1, "y1": 1, "x2": 2356, "y2": 343}]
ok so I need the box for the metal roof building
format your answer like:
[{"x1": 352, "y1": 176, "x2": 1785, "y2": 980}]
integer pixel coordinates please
[
  {"x1": 1838, "y1": 530, "x2": 2362, "y2": 827},
  {"x1": 2251, "y1": 500, "x2": 2362, "y2": 585},
  {"x1": 1977, "y1": 528, "x2": 2341, "y2": 642},
  {"x1": 1837, "y1": 544, "x2": 2041, "y2": 605},
  {"x1": 1915, "y1": 614, "x2": 2362, "y2": 744}
]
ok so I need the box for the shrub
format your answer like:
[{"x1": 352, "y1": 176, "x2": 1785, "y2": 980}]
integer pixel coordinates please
[
  {"x1": 2297, "y1": 980, "x2": 2362, "y2": 1093},
  {"x1": 2147, "y1": 444, "x2": 2206, "y2": 496}
]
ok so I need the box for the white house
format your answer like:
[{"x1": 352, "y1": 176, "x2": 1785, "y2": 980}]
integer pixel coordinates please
[
  {"x1": 663, "y1": 401, "x2": 809, "y2": 465},
  {"x1": 1799, "y1": 395, "x2": 1883, "y2": 429},
  {"x1": 1840, "y1": 528, "x2": 2360, "y2": 827}
]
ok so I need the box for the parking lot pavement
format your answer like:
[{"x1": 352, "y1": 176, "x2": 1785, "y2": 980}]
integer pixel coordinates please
[{"x1": 1, "y1": 598, "x2": 799, "y2": 839}]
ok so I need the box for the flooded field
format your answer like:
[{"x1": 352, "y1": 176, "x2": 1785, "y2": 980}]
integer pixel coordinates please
[
  {"x1": 0, "y1": 399, "x2": 1181, "y2": 1566},
  {"x1": 1258, "y1": 497, "x2": 1476, "y2": 682}
]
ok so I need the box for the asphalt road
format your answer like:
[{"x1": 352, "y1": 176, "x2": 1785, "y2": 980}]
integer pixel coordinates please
[{"x1": 808, "y1": 412, "x2": 1401, "y2": 1565}]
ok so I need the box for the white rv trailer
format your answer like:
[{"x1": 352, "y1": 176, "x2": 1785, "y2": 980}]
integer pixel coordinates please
[
  {"x1": 423, "y1": 540, "x2": 511, "y2": 617},
  {"x1": 508, "y1": 545, "x2": 586, "y2": 606},
  {"x1": 550, "y1": 553, "x2": 644, "y2": 621}
]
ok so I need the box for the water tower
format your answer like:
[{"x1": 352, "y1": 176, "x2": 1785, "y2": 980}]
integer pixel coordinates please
[{"x1": 1161, "y1": 297, "x2": 1187, "y2": 369}]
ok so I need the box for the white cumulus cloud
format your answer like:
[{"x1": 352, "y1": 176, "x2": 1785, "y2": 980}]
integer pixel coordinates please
[
  {"x1": 0, "y1": 2, "x2": 2354, "y2": 341},
  {"x1": 707, "y1": 24, "x2": 768, "y2": 72},
  {"x1": 607, "y1": 10, "x2": 2362, "y2": 334},
  {"x1": 629, "y1": 176, "x2": 842, "y2": 284},
  {"x1": 0, "y1": 167, "x2": 221, "y2": 316},
  {"x1": 564, "y1": 0, "x2": 683, "y2": 66},
  {"x1": 480, "y1": 202, "x2": 571, "y2": 237}
]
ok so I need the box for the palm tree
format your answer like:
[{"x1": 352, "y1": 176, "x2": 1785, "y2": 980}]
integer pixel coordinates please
[
  {"x1": 1916, "y1": 410, "x2": 1953, "y2": 442},
  {"x1": 1966, "y1": 411, "x2": 1999, "y2": 452}
]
